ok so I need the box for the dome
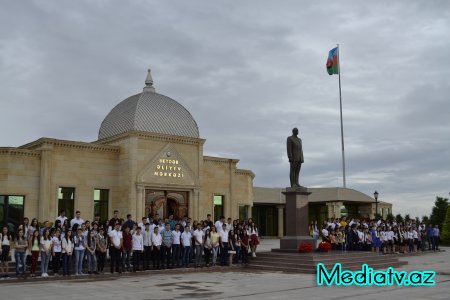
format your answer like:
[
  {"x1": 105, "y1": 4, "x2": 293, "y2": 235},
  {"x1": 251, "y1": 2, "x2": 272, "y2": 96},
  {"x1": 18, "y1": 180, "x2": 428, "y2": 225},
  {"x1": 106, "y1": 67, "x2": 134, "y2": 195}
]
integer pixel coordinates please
[{"x1": 98, "y1": 69, "x2": 199, "y2": 140}]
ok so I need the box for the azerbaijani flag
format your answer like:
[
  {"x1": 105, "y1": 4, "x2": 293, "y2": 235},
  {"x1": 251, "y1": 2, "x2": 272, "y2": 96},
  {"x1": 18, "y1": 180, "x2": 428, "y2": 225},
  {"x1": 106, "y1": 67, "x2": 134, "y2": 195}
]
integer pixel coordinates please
[{"x1": 326, "y1": 47, "x2": 339, "y2": 75}]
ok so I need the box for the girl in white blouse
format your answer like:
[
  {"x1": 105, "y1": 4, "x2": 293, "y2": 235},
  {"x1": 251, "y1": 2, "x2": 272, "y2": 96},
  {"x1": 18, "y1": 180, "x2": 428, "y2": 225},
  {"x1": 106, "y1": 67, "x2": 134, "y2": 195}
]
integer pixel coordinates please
[
  {"x1": 40, "y1": 228, "x2": 53, "y2": 277},
  {"x1": 0, "y1": 226, "x2": 12, "y2": 278},
  {"x1": 62, "y1": 230, "x2": 74, "y2": 276},
  {"x1": 51, "y1": 229, "x2": 62, "y2": 276}
]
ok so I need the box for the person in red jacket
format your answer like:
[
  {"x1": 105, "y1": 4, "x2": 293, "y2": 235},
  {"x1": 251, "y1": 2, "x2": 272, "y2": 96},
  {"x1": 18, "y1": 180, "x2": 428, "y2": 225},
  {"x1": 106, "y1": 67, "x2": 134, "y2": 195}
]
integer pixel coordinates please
[
  {"x1": 122, "y1": 227, "x2": 132, "y2": 272},
  {"x1": 240, "y1": 230, "x2": 250, "y2": 265}
]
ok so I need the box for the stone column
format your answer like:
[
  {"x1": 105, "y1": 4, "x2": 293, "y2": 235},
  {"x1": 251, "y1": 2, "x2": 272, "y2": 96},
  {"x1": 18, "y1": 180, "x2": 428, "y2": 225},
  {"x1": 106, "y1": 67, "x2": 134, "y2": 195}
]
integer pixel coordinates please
[
  {"x1": 38, "y1": 143, "x2": 53, "y2": 221},
  {"x1": 128, "y1": 137, "x2": 138, "y2": 220},
  {"x1": 370, "y1": 203, "x2": 376, "y2": 220},
  {"x1": 334, "y1": 202, "x2": 343, "y2": 218},
  {"x1": 326, "y1": 202, "x2": 335, "y2": 218},
  {"x1": 279, "y1": 188, "x2": 314, "y2": 250},
  {"x1": 228, "y1": 161, "x2": 234, "y2": 219},
  {"x1": 136, "y1": 186, "x2": 144, "y2": 219},
  {"x1": 277, "y1": 205, "x2": 284, "y2": 238},
  {"x1": 326, "y1": 202, "x2": 343, "y2": 218},
  {"x1": 188, "y1": 190, "x2": 194, "y2": 219},
  {"x1": 193, "y1": 189, "x2": 200, "y2": 220}
]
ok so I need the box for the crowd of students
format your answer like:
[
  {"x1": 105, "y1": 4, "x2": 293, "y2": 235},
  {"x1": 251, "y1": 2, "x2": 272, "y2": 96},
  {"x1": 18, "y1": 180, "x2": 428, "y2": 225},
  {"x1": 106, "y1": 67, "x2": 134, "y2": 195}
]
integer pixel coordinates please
[
  {"x1": 310, "y1": 217, "x2": 441, "y2": 253},
  {"x1": 0, "y1": 210, "x2": 260, "y2": 279}
]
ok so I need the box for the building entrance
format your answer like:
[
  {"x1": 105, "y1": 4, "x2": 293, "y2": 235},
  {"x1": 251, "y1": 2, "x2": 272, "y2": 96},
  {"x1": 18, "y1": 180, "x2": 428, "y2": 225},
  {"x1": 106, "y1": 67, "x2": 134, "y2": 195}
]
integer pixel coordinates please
[{"x1": 144, "y1": 189, "x2": 189, "y2": 219}]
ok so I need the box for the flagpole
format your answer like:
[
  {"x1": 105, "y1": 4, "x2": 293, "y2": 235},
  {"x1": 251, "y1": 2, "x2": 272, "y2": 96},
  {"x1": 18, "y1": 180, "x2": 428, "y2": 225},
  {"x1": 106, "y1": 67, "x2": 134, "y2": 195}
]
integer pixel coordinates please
[{"x1": 337, "y1": 44, "x2": 347, "y2": 188}]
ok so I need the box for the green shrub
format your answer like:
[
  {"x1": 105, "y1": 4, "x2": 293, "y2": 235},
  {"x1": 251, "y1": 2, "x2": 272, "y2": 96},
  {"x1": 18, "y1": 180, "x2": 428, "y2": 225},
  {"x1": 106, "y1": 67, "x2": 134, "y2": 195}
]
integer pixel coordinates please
[{"x1": 441, "y1": 207, "x2": 450, "y2": 245}]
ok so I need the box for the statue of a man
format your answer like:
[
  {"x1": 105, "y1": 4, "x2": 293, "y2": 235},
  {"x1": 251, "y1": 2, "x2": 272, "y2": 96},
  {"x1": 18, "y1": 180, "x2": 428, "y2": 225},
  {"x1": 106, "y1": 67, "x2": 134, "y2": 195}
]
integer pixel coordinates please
[{"x1": 287, "y1": 127, "x2": 304, "y2": 188}]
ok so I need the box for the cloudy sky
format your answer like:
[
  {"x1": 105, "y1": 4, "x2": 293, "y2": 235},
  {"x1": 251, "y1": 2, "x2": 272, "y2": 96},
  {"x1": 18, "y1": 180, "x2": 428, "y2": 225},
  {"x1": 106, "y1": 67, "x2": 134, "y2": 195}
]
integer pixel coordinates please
[{"x1": 1, "y1": 0, "x2": 449, "y2": 218}]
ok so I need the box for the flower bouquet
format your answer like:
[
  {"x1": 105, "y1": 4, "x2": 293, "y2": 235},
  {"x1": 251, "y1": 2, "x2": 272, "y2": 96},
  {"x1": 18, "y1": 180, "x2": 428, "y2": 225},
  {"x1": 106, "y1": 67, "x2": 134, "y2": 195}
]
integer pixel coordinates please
[
  {"x1": 298, "y1": 242, "x2": 313, "y2": 253},
  {"x1": 317, "y1": 242, "x2": 332, "y2": 252}
]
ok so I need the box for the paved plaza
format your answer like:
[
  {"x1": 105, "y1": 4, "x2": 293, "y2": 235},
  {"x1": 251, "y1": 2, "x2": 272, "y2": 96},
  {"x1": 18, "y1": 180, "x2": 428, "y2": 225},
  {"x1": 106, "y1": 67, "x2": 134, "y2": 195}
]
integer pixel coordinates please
[{"x1": 1, "y1": 240, "x2": 449, "y2": 300}]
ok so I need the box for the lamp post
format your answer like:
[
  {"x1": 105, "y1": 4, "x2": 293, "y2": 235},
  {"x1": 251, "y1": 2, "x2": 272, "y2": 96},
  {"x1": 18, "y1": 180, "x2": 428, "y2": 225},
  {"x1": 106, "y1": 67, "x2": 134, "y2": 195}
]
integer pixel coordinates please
[{"x1": 374, "y1": 190, "x2": 379, "y2": 220}]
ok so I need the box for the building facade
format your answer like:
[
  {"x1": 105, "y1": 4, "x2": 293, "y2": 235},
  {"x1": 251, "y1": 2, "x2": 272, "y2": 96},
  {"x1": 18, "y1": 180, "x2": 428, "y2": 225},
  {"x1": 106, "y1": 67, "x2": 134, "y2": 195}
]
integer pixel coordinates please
[{"x1": 0, "y1": 70, "x2": 254, "y2": 230}]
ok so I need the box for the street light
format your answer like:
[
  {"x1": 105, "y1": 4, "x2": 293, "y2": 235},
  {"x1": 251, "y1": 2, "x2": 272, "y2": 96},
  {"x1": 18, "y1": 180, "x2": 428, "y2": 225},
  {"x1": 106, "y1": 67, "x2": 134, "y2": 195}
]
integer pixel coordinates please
[{"x1": 374, "y1": 190, "x2": 379, "y2": 220}]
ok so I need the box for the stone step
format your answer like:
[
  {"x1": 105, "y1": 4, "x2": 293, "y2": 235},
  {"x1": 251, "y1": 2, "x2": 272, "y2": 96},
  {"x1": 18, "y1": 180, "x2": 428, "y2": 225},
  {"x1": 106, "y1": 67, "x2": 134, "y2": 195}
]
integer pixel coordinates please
[
  {"x1": 251, "y1": 255, "x2": 400, "y2": 265},
  {"x1": 243, "y1": 249, "x2": 409, "y2": 274},
  {"x1": 247, "y1": 264, "x2": 316, "y2": 274},
  {"x1": 248, "y1": 259, "x2": 403, "y2": 269},
  {"x1": 251, "y1": 254, "x2": 399, "y2": 262},
  {"x1": 258, "y1": 251, "x2": 387, "y2": 257},
  {"x1": 271, "y1": 249, "x2": 385, "y2": 255},
  {"x1": 246, "y1": 261, "x2": 408, "y2": 274}
]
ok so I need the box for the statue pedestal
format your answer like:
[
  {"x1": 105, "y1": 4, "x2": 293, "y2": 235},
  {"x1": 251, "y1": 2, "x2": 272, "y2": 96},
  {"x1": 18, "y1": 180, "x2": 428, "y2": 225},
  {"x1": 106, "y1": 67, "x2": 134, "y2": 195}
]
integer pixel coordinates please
[{"x1": 279, "y1": 187, "x2": 315, "y2": 250}]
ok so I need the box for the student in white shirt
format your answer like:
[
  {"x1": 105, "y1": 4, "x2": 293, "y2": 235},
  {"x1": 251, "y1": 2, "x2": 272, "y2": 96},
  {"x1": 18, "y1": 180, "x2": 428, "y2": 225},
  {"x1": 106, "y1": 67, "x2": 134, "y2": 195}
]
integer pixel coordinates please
[
  {"x1": 357, "y1": 228, "x2": 364, "y2": 251},
  {"x1": 152, "y1": 227, "x2": 162, "y2": 269},
  {"x1": 158, "y1": 221, "x2": 165, "y2": 235},
  {"x1": 172, "y1": 224, "x2": 182, "y2": 268},
  {"x1": 142, "y1": 223, "x2": 153, "y2": 270},
  {"x1": 219, "y1": 224, "x2": 229, "y2": 266},
  {"x1": 70, "y1": 211, "x2": 85, "y2": 230},
  {"x1": 402, "y1": 226, "x2": 409, "y2": 243},
  {"x1": 138, "y1": 217, "x2": 148, "y2": 232},
  {"x1": 432, "y1": 225, "x2": 440, "y2": 251},
  {"x1": 40, "y1": 228, "x2": 53, "y2": 277},
  {"x1": 181, "y1": 226, "x2": 192, "y2": 268},
  {"x1": 225, "y1": 218, "x2": 233, "y2": 232},
  {"x1": 321, "y1": 227, "x2": 329, "y2": 242},
  {"x1": 73, "y1": 228, "x2": 86, "y2": 275},
  {"x1": 215, "y1": 216, "x2": 225, "y2": 233},
  {"x1": 407, "y1": 228, "x2": 414, "y2": 253},
  {"x1": 108, "y1": 222, "x2": 123, "y2": 274},
  {"x1": 387, "y1": 227, "x2": 394, "y2": 254},
  {"x1": 56, "y1": 209, "x2": 68, "y2": 226},
  {"x1": 380, "y1": 228, "x2": 387, "y2": 254},
  {"x1": 193, "y1": 224, "x2": 204, "y2": 268},
  {"x1": 132, "y1": 227, "x2": 144, "y2": 272},
  {"x1": 51, "y1": 229, "x2": 62, "y2": 276},
  {"x1": 62, "y1": 229, "x2": 74, "y2": 276},
  {"x1": 412, "y1": 228, "x2": 418, "y2": 252},
  {"x1": 0, "y1": 226, "x2": 12, "y2": 278}
]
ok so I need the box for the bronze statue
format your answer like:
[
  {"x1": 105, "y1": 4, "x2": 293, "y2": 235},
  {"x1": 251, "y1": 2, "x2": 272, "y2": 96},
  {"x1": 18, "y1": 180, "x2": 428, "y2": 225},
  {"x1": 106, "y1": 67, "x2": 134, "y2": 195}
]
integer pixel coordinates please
[{"x1": 287, "y1": 127, "x2": 304, "y2": 188}]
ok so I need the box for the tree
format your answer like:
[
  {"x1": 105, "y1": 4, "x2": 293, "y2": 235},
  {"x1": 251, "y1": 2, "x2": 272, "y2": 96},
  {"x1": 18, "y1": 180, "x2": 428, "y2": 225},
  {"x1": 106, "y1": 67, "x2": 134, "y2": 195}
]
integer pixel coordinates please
[
  {"x1": 421, "y1": 215, "x2": 430, "y2": 225},
  {"x1": 395, "y1": 214, "x2": 404, "y2": 224},
  {"x1": 429, "y1": 196, "x2": 449, "y2": 229},
  {"x1": 386, "y1": 213, "x2": 394, "y2": 223},
  {"x1": 404, "y1": 214, "x2": 411, "y2": 223},
  {"x1": 441, "y1": 207, "x2": 450, "y2": 245}
]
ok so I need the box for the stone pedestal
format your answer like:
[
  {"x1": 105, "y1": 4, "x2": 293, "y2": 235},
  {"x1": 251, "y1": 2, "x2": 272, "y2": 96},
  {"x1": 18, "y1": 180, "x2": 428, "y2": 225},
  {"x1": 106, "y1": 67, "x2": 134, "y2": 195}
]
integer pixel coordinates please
[{"x1": 279, "y1": 187, "x2": 314, "y2": 250}]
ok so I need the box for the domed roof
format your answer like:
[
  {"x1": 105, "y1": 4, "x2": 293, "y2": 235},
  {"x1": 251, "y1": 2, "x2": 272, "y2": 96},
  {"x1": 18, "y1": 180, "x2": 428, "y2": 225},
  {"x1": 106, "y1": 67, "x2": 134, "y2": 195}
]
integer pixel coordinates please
[{"x1": 98, "y1": 69, "x2": 199, "y2": 140}]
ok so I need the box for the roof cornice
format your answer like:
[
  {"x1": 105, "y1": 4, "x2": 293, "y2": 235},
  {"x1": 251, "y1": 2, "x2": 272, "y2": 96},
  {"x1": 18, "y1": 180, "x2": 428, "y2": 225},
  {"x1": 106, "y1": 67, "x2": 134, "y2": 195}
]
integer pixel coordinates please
[
  {"x1": 0, "y1": 147, "x2": 41, "y2": 157},
  {"x1": 95, "y1": 130, "x2": 206, "y2": 146},
  {"x1": 203, "y1": 156, "x2": 240, "y2": 164},
  {"x1": 19, "y1": 138, "x2": 120, "y2": 153}
]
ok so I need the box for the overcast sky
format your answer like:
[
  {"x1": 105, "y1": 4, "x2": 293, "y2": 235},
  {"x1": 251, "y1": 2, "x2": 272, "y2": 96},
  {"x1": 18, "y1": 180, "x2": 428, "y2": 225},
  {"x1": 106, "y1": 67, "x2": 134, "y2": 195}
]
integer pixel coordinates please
[{"x1": 1, "y1": 0, "x2": 449, "y2": 218}]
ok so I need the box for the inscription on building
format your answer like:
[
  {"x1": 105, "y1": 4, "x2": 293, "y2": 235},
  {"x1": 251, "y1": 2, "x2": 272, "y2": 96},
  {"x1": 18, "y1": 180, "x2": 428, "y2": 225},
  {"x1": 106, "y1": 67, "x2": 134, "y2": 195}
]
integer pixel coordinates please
[{"x1": 154, "y1": 158, "x2": 184, "y2": 178}]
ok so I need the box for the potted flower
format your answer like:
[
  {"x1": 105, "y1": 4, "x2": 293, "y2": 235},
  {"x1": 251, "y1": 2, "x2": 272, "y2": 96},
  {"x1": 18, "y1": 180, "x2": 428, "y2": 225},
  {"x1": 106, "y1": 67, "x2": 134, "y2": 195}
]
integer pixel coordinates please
[
  {"x1": 317, "y1": 241, "x2": 332, "y2": 252},
  {"x1": 298, "y1": 242, "x2": 313, "y2": 253}
]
